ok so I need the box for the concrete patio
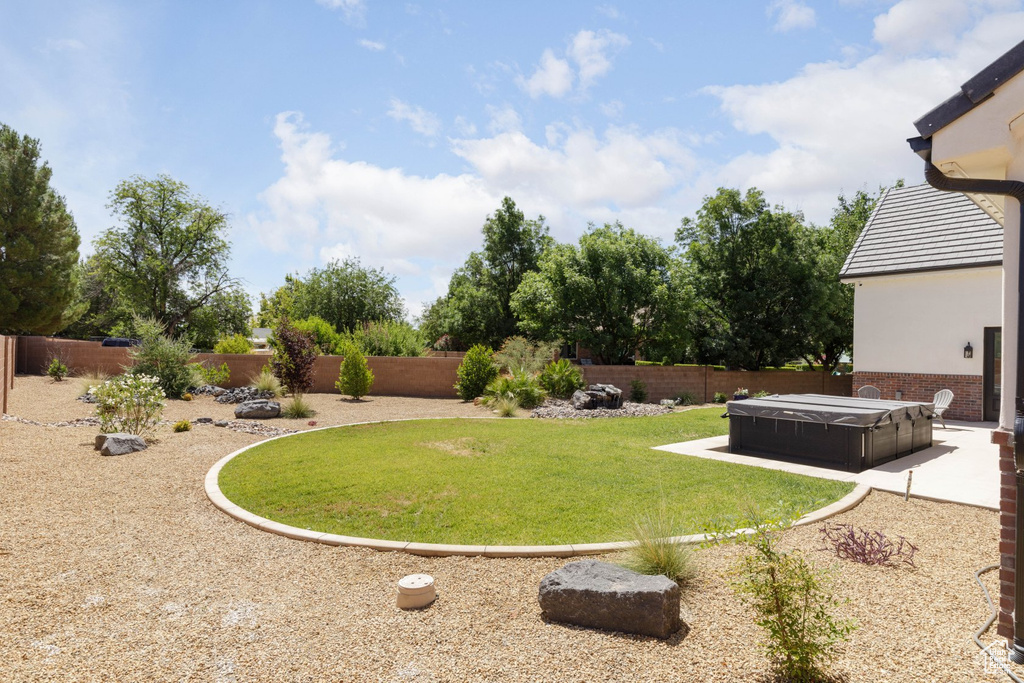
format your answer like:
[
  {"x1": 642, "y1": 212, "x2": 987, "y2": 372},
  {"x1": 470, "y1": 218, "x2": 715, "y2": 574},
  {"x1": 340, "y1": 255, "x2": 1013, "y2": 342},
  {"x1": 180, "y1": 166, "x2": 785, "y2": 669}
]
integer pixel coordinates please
[{"x1": 655, "y1": 420, "x2": 999, "y2": 510}]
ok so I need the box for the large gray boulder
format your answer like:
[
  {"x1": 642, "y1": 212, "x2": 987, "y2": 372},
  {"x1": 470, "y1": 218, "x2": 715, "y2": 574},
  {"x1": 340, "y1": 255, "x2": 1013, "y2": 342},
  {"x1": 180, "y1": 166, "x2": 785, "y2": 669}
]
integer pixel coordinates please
[
  {"x1": 97, "y1": 433, "x2": 148, "y2": 456},
  {"x1": 538, "y1": 560, "x2": 681, "y2": 639},
  {"x1": 234, "y1": 399, "x2": 281, "y2": 419},
  {"x1": 570, "y1": 384, "x2": 624, "y2": 410}
]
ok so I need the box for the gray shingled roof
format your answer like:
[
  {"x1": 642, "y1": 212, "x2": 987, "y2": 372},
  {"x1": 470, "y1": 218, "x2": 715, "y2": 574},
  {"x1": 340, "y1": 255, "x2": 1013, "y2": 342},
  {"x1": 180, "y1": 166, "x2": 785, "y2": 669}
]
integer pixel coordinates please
[{"x1": 840, "y1": 183, "x2": 1002, "y2": 279}]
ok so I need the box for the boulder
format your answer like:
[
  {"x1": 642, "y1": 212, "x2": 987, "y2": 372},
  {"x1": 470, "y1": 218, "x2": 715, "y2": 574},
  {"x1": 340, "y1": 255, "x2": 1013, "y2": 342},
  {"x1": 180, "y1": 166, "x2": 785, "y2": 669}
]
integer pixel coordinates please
[
  {"x1": 571, "y1": 389, "x2": 595, "y2": 410},
  {"x1": 234, "y1": 400, "x2": 281, "y2": 419},
  {"x1": 538, "y1": 560, "x2": 681, "y2": 639},
  {"x1": 570, "y1": 384, "x2": 624, "y2": 410},
  {"x1": 98, "y1": 433, "x2": 147, "y2": 457}
]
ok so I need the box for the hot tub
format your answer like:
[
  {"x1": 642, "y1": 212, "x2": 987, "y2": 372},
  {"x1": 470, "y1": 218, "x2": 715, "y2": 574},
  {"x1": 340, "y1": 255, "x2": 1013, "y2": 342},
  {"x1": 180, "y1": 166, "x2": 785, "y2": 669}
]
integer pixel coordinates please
[{"x1": 726, "y1": 394, "x2": 935, "y2": 473}]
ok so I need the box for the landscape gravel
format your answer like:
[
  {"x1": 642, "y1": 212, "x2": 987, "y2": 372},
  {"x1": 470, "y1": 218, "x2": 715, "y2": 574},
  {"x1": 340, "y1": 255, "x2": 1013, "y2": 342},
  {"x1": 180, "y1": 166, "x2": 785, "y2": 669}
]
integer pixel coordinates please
[
  {"x1": 531, "y1": 398, "x2": 672, "y2": 419},
  {"x1": 0, "y1": 374, "x2": 1017, "y2": 681}
]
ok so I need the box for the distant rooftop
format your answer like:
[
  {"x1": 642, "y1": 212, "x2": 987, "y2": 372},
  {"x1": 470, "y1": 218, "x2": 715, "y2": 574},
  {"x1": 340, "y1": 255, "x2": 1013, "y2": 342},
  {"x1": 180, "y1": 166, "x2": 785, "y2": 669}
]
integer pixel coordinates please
[{"x1": 840, "y1": 183, "x2": 1002, "y2": 279}]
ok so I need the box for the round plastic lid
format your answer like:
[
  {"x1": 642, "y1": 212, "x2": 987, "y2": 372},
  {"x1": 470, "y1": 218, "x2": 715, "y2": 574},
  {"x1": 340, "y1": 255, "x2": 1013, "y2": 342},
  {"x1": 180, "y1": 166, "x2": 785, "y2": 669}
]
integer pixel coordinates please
[{"x1": 398, "y1": 574, "x2": 435, "y2": 592}]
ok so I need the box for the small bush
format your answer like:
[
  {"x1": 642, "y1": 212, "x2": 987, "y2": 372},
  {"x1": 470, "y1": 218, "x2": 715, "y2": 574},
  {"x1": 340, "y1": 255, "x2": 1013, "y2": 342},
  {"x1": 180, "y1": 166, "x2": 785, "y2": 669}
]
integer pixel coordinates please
[
  {"x1": 47, "y1": 357, "x2": 68, "y2": 381},
  {"x1": 538, "y1": 359, "x2": 585, "y2": 399},
  {"x1": 294, "y1": 315, "x2": 342, "y2": 355},
  {"x1": 493, "y1": 336, "x2": 557, "y2": 374},
  {"x1": 713, "y1": 391, "x2": 728, "y2": 403},
  {"x1": 181, "y1": 392, "x2": 194, "y2": 401},
  {"x1": 77, "y1": 369, "x2": 109, "y2": 397},
  {"x1": 819, "y1": 523, "x2": 918, "y2": 568},
  {"x1": 481, "y1": 368, "x2": 547, "y2": 409},
  {"x1": 195, "y1": 361, "x2": 230, "y2": 387},
  {"x1": 91, "y1": 373, "x2": 165, "y2": 437},
  {"x1": 283, "y1": 394, "x2": 316, "y2": 418},
  {"x1": 213, "y1": 334, "x2": 253, "y2": 354},
  {"x1": 173, "y1": 419, "x2": 192, "y2": 432},
  {"x1": 250, "y1": 365, "x2": 284, "y2": 397},
  {"x1": 128, "y1": 316, "x2": 196, "y2": 399},
  {"x1": 753, "y1": 390, "x2": 772, "y2": 398},
  {"x1": 629, "y1": 379, "x2": 648, "y2": 403},
  {"x1": 454, "y1": 344, "x2": 499, "y2": 401},
  {"x1": 271, "y1": 317, "x2": 317, "y2": 395},
  {"x1": 346, "y1": 320, "x2": 426, "y2": 357},
  {"x1": 336, "y1": 342, "x2": 374, "y2": 399},
  {"x1": 673, "y1": 391, "x2": 698, "y2": 406},
  {"x1": 493, "y1": 395, "x2": 520, "y2": 417},
  {"x1": 623, "y1": 506, "x2": 696, "y2": 585}
]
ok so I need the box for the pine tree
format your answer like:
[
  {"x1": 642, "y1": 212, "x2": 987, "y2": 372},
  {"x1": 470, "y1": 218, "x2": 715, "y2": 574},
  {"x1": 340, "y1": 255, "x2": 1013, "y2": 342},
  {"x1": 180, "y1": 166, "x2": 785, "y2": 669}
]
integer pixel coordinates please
[
  {"x1": 336, "y1": 342, "x2": 374, "y2": 400},
  {"x1": 0, "y1": 124, "x2": 83, "y2": 334}
]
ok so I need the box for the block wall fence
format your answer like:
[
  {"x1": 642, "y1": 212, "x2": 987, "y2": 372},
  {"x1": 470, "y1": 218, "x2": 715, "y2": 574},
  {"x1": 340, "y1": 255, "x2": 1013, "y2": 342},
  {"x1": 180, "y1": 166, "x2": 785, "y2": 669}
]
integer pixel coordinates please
[
  {"x1": 14, "y1": 336, "x2": 852, "y2": 403},
  {"x1": 852, "y1": 371, "x2": 981, "y2": 422},
  {"x1": 0, "y1": 335, "x2": 14, "y2": 414}
]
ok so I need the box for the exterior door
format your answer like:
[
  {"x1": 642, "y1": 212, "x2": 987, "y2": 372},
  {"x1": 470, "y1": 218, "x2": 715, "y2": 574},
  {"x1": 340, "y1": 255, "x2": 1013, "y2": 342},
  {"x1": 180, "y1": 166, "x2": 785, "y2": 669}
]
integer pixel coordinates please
[{"x1": 984, "y1": 327, "x2": 1001, "y2": 422}]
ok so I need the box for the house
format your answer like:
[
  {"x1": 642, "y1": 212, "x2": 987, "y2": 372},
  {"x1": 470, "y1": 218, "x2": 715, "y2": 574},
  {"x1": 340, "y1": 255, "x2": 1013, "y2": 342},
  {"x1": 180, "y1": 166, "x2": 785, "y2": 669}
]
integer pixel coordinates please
[{"x1": 840, "y1": 183, "x2": 1002, "y2": 421}]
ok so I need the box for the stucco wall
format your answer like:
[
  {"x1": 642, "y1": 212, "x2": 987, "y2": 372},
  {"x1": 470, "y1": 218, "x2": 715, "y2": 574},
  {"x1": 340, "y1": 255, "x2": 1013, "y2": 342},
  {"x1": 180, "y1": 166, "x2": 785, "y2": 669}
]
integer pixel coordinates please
[{"x1": 848, "y1": 266, "x2": 1000, "y2": 375}]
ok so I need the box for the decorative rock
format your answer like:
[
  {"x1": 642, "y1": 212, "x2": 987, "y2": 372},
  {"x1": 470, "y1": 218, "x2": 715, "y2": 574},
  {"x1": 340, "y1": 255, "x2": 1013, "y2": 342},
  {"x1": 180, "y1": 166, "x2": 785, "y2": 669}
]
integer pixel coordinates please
[
  {"x1": 94, "y1": 434, "x2": 107, "y2": 450},
  {"x1": 234, "y1": 400, "x2": 281, "y2": 419},
  {"x1": 216, "y1": 386, "x2": 276, "y2": 404},
  {"x1": 99, "y1": 433, "x2": 147, "y2": 457},
  {"x1": 214, "y1": 420, "x2": 229, "y2": 427},
  {"x1": 570, "y1": 389, "x2": 595, "y2": 410},
  {"x1": 571, "y1": 384, "x2": 623, "y2": 410},
  {"x1": 396, "y1": 574, "x2": 436, "y2": 610},
  {"x1": 660, "y1": 399, "x2": 676, "y2": 407},
  {"x1": 195, "y1": 417, "x2": 214, "y2": 424},
  {"x1": 538, "y1": 560, "x2": 681, "y2": 639}
]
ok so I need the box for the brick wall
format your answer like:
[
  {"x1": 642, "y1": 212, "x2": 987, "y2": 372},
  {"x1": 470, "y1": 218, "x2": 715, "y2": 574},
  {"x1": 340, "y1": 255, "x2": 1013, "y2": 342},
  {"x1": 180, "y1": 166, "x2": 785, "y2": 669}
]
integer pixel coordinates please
[
  {"x1": 853, "y1": 371, "x2": 983, "y2": 421},
  {"x1": 996, "y1": 430, "x2": 1015, "y2": 640},
  {"x1": 0, "y1": 334, "x2": 13, "y2": 414}
]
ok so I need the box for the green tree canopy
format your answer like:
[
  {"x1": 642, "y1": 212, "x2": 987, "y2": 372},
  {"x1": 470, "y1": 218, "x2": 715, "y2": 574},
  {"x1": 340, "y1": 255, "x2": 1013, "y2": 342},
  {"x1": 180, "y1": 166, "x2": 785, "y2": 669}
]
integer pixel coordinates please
[
  {"x1": 0, "y1": 123, "x2": 83, "y2": 334},
  {"x1": 678, "y1": 187, "x2": 817, "y2": 370},
  {"x1": 93, "y1": 174, "x2": 240, "y2": 337},
  {"x1": 512, "y1": 222, "x2": 687, "y2": 365}
]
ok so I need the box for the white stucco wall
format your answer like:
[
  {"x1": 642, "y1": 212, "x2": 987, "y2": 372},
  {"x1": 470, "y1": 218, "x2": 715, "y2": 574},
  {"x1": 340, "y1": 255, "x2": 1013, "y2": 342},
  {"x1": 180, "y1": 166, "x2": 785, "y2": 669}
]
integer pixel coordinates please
[{"x1": 848, "y1": 266, "x2": 1001, "y2": 375}]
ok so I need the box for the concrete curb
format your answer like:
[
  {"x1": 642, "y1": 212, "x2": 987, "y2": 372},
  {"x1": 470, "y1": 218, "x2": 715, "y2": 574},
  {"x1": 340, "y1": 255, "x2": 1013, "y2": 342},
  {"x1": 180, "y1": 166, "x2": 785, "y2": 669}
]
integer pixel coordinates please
[{"x1": 205, "y1": 422, "x2": 874, "y2": 558}]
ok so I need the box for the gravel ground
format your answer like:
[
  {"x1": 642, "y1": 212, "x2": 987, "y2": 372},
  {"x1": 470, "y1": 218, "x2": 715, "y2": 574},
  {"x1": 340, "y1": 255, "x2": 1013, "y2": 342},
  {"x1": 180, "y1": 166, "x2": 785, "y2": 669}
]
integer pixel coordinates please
[{"x1": 0, "y1": 374, "x2": 1018, "y2": 682}]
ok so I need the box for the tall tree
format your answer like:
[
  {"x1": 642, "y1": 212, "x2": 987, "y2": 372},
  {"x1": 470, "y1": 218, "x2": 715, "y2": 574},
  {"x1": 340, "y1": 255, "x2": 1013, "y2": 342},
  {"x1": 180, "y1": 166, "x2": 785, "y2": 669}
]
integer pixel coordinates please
[
  {"x1": 512, "y1": 222, "x2": 687, "y2": 364},
  {"x1": 0, "y1": 123, "x2": 83, "y2": 334},
  {"x1": 679, "y1": 187, "x2": 817, "y2": 370},
  {"x1": 94, "y1": 174, "x2": 239, "y2": 336}
]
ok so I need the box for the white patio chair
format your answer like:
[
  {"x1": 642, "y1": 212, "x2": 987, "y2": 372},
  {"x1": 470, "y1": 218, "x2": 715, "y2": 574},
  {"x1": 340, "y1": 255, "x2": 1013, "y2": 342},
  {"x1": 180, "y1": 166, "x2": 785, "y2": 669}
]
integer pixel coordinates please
[
  {"x1": 933, "y1": 389, "x2": 954, "y2": 428},
  {"x1": 857, "y1": 385, "x2": 881, "y2": 399}
]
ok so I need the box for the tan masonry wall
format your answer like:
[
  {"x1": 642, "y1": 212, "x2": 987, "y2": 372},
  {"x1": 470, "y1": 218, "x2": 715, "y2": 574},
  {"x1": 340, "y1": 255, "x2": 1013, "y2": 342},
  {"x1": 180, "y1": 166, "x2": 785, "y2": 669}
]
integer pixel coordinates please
[
  {"x1": 0, "y1": 334, "x2": 14, "y2": 414},
  {"x1": 853, "y1": 371, "x2": 982, "y2": 422},
  {"x1": 995, "y1": 430, "x2": 1015, "y2": 640}
]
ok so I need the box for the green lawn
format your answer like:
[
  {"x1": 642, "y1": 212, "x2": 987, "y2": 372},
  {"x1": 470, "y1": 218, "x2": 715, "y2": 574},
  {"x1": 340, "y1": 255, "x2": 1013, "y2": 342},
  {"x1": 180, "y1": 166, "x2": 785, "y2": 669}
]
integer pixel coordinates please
[{"x1": 218, "y1": 408, "x2": 854, "y2": 545}]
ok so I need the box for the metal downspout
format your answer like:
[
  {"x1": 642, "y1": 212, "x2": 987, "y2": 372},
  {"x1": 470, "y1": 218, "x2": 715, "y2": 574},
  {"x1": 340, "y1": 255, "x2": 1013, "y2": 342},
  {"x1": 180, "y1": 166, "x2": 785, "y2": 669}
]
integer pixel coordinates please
[{"x1": 921, "y1": 159, "x2": 1024, "y2": 662}]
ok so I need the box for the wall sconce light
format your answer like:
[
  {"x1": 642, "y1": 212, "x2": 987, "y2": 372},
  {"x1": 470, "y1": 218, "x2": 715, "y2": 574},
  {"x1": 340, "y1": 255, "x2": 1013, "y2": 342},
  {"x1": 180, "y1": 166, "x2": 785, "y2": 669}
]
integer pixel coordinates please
[{"x1": 964, "y1": 342, "x2": 974, "y2": 359}]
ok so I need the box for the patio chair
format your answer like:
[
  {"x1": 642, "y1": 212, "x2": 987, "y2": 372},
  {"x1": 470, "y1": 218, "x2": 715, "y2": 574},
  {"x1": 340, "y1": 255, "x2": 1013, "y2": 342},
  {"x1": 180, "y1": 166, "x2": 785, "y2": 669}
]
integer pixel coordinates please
[
  {"x1": 857, "y1": 385, "x2": 881, "y2": 399},
  {"x1": 933, "y1": 389, "x2": 954, "y2": 428}
]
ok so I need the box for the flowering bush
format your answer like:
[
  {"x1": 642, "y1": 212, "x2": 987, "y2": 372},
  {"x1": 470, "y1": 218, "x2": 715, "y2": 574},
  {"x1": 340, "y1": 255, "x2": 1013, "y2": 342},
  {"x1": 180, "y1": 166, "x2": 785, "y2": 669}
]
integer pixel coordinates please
[{"x1": 90, "y1": 374, "x2": 165, "y2": 437}]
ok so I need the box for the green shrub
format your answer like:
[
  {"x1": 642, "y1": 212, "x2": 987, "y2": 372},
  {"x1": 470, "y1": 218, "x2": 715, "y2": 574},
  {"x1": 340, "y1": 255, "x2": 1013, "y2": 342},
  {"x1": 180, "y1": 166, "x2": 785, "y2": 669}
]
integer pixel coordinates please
[
  {"x1": 634, "y1": 360, "x2": 662, "y2": 366},
  {"x1": 623, "y1": 506, "x2": 696, "y2": 586},
  {"x1": 283, "y1": 394, "x2": 316, "y2": 418},
  {"x1": 47, "y1": 357, "x2": 68, "y2": 381},
  {"x1": 173, "y1": 419, "x2": 192, "y2": 432},
  {"x1": 77, "y1": 369, "x2": 109, "y2": 397},
  {"x1": 753, "y1": 390, "x2": 771, "y2": 398},
  {"x1": 91, "y1": 373, "x2": 165, "y2": 437},
  {"x1": 493, "y1": 337, "x2": 557, "y2": 374},
  {"x1": 213, "y1": 334, "x2": 253, "y2": 354},
  {"x1": 336, "y1": 342, "x2": 374, "y2": 399},
  {"x1": 182, "y1": 392, "x2": 193, "y2": 401},
  {"x1": 271, "y1": 317, "x2": 317, "y2": 395},
  {"x1": 493, "y1": 395, "x2": 520, "y2": 417},
  {"x1": 733, "y1": 524, "x2": 856, "y2": 682},
  {"x1": 713, "y1": 391, "x2": 728, "y2": 403},
  {"x1": 294, "y1": 315, "x2": 342, "y2": 355},
  {"x1": 128, "y1": 316, "x2": 198, "y2": 399},
  {"x1": 454, "y1": 344, "x2": 499, "y2": 401},
  {"x1": 538, "y1": 359, "x2": 585, "y2": 399},
  {"x1": 196, "y1": 361, "x2": 230, "y2": 387},
  {"x1": 250, "y1": 365, "x2": 284, "y2": 397},
  {"x1": 629, "y1": 379, "x2": 648, "y2": 403},
  {"x1": 481, "y1": 368, "x2": 547, "y2": 409},
  {"x1": 673, "y1": 391, "x2": 698, "y2": 406},
  {"x1": 345, "y1": 320, "x2": 425, "y2": 357}
]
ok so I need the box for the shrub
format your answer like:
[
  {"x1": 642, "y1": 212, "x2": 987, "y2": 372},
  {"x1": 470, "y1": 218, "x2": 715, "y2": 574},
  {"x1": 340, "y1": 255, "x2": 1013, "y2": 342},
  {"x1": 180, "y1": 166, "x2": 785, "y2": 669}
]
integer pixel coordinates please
[
  {"x1": 181, "y1": 392, "x2": 194, "y2": 401},
  {"x1": 213, "y1": 334, "x2": 253, "y2": 354},
  {"x1": 271, "y1": 317, "x2": 317, "y2": 395},
  {"x1": 294, "y1": 315, "x2": 342, "y2": 355},
  {"x1": 819, "y1": 523, "x2": 918, "y2": 568},
  {"x1": 283, "y1": 394, "x2": 316, "y2": 418},
  {"x1": 673, "y1": 391, "x2": 698, "y2": 406},
  {"x1": 77, "y1": 369, "x2": 109, "y2": 397},
  {"x1": 250, "y1": 365, "x2": 284, "y2": 397},
  {"x1": 47, "y1": 357, "x2": 68, "y2": 381},
  {"x1": 538, "y1": 359, "x2": 584, "y2": 399},
  {"x1": 713, "y1": 391, "x2": 728, "y2": 403},
  {"x1": 336, "y1": 342, "x2": 374, "y2": 399},
  {"x1": 346, "y1": 320, "x2": 425, "y2": 357},
  {"x1": 623, "y1": 506, "x2": 696, "y2": 586},
  {"x1": 733, "y1": 523, "x2": 856, "y2": 682},
  {"x1": 753, "y1": 390, "x2": 771, "y2": 398},
  {"x1": 481, "y1": 368, "x2": 547, "y2": 409},
  {"x1": 493, "y1": 336, "x2": 557, "y2": 374},
  {"x1": 173, "y1": 419, "x2": 192, "y2": 432},
  {"x1": 195, "y1": 361, "x2": 230, "y2": 387},
  {"x1": 629, "y1": 379, "x2": 648, "y2": 403},
  {"x1": 493, "y1": 395, "x2": 520, "y2": 417},
  {"x1": 127, "y1": 317, "x2": 197, "y2": 399},
  {"x1": 454, "y1": 344, "x2": 499, "y2": 401},
  {"x1": 91, "y1": 373, "x2": 165, "y2": 437}
]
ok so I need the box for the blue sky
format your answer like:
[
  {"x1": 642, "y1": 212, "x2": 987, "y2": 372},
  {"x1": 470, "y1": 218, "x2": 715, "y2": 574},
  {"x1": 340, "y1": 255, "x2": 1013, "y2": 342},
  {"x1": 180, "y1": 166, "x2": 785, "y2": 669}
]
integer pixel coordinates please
[{"x1": 3, "y1": 0, "x2": 1024, "y2": 320}]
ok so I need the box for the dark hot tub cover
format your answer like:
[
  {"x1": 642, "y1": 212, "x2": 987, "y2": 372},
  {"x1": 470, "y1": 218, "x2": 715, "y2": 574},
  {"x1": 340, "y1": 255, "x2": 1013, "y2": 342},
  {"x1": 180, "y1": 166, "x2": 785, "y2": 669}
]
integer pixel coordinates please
[{"x1": 725, "y1": 394, "x2": 935, "y2": 428}]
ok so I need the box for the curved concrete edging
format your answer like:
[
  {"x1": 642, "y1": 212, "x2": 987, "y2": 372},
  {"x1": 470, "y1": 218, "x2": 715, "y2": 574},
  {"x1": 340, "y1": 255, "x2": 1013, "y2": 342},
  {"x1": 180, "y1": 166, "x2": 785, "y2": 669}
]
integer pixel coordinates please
[{"x1": 205, "y1": 419, "x2": 874, "y2": 558}]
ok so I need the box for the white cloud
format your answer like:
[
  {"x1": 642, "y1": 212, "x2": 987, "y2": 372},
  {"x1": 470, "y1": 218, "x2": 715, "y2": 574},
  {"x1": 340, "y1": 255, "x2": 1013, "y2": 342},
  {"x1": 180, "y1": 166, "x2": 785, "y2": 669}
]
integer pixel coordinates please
[
  {"x1": 871, "y1": 0, "x2": 1017, "y2": 54},
  {"x1": 600, "y1": 99, "x2": 625, "y2": 119},
  {"x1": 357, "y1": 39, "x2": 386, "y2": 51},
  {"x1": 516, "y1": 49, "x2": 574, "y2": 98},
  {"x1": 596, "y1": 4, "x2": 621, "y2": 19},
  {"x1": 567, "y1": 29, "x2": 630, "y2": 91},
  {"x1": 767, "y1": 0, "x2": 817, "y2": 32},
  {"x1": 316, "y1": 0, "x2": 366, "y2": 26},
  {"x1": 387, "y1": 98, "x2": 442, "y2": 137},
  {"x1": 485, "y1": 104, "x2": 523, "y2": 135},
  {"x1": 453, "y1": 115, "x2": 477, "y2": 136}
]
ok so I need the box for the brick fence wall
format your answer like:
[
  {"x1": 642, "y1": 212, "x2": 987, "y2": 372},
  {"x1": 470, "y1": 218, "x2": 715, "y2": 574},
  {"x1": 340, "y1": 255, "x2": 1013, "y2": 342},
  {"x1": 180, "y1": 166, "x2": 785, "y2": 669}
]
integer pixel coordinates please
[
  {"x1": 995, "y1": 430, "x2": 1015, "y2": 640},
  {"x1": 853, "y1": 371, "x2": 982, "y2": 421},
  {"x1": 0, "y1": 334, "x2": 13, "y2": 414}
]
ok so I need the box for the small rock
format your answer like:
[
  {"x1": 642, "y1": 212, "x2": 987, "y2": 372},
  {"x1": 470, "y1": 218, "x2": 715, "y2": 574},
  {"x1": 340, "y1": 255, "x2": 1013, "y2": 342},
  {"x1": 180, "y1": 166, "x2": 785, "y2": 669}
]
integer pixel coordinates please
[
  {"x1": 234, "y1": 400, "x2": 281, "y2": 419},
  {"x1": 660, "y1": 399, "x2": 676, "y2": 407},
  {"x1": 214, "y1": 420, "x2": 229, "y2": 427},
  {"x1": 99, "y1": 433, "x2": 147, "y2": 457},
  {"x1": 195, "y1": 417, "x2": 214, "y2": 424}
]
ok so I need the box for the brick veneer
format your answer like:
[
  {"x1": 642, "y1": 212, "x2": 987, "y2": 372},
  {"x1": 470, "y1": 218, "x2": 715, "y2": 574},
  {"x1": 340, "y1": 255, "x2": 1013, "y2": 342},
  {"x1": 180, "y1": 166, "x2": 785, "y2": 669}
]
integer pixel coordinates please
[
  {"x1": 996, "y1": 430, "x2": 1016, "y2": 640},
  {"x1": 853, "y1": 371, "x2": 983, "y2": 421}
]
